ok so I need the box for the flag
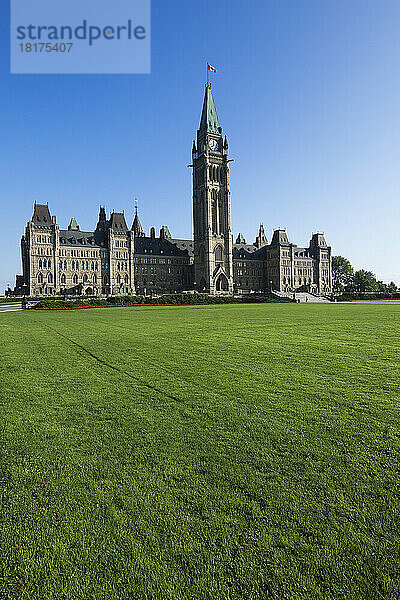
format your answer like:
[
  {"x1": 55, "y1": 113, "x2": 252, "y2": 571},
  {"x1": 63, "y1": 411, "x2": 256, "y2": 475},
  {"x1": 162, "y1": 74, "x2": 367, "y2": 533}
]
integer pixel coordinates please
[{"x1": 207, "y1": 64, "x2": 217, "y2": 73}]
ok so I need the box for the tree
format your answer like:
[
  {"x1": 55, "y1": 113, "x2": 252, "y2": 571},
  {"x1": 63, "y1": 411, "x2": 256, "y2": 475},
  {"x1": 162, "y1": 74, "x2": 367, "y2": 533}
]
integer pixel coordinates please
[
  {"x1": 388, "y1": 282, "x2": 398, "y2": 294},
  {"x1": 353, "y1": 270, "x2": 378, "y2": 293},
  {"x1": 332, "y1": 256, "x2": 354, "y2": 292},
  {"x1": 376, "y1": 281, "x2": 388, "y2": 294}
]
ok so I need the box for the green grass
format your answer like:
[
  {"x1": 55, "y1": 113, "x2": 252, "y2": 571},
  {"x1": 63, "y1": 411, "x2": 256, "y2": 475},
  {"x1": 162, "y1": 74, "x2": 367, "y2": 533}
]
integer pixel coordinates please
[{"x1": 1, "y1": 304, "x2": 399, "y2": 600}]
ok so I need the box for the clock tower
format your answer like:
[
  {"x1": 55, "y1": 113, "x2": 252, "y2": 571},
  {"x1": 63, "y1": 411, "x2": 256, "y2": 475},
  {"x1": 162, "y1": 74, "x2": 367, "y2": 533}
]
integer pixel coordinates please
[{"x1": 192, "y1": 84, "x2": 234, "y2": 294}]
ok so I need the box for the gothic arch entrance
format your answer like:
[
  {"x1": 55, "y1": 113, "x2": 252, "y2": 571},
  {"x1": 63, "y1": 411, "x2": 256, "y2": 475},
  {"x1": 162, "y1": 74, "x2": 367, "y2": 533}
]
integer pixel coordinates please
[{"x1": 216, "y1": 274, "x2": 228, "y2": 292}]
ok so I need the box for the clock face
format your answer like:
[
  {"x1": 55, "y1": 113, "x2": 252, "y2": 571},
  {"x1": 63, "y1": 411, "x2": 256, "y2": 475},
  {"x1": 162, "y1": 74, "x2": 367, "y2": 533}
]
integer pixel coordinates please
[{"x1": 209, "y1": 139, "x2": 218, "y2": 152}]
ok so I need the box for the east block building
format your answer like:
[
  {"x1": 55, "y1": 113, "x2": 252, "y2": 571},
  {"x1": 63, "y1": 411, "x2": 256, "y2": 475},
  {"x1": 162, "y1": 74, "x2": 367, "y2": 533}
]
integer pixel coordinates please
[{"x1": 14, "y1": 85, "x2": 332, "y2": 298}]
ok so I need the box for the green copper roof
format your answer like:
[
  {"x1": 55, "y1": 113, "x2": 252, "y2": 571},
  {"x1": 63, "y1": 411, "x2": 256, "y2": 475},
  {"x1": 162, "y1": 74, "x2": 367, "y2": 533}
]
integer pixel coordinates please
[
  {"x1": 161, "y1": 225, "x2": 172, "y2": 239},
  {"x1": 199, "y1": 85, "x2": 220, "y2": 135},
  {"x1": 68, "y1": 217, "x2": 79, "y2": 231}
]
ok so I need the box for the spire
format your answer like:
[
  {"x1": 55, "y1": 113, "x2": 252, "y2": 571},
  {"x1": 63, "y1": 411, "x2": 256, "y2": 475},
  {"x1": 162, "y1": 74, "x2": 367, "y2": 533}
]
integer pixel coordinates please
[
  {"x1": 255, "y1": 224, "x2": 268, "y2": 248},
  {"x1": 132, "y1": 211, "x2": 144, "y2": 237},
  {"x1": 199, "y1": 84, "x2": 220, "y2": 135},
  {"x1": 95, "y1": 206, "x2": 107, "y2": 231}
]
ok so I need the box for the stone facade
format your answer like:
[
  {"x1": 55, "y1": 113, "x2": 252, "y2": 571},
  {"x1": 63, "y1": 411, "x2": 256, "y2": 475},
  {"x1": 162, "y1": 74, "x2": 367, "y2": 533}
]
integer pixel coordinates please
[{"x1": 13, "y1": 85, "x2": 332, "y2": 298}]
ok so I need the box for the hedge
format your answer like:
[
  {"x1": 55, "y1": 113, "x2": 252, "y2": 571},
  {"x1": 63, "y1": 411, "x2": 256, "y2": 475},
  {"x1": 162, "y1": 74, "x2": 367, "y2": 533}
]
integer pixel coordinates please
[{"x1": 34, "y1": 294, "x2": 291, "y2": 310}]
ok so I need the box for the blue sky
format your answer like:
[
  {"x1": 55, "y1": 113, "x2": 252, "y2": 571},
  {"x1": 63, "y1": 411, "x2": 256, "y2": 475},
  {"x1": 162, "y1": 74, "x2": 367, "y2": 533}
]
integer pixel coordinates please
[{"x1": 1, "y1": 0, "x2": 400, "y2": 290}]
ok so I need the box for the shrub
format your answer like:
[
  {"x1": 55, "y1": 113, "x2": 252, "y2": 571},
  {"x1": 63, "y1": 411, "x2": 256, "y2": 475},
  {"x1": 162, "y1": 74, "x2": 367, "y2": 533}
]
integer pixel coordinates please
[{"x1": 34, "y1": 293, "x2": 291, "y2": 310}]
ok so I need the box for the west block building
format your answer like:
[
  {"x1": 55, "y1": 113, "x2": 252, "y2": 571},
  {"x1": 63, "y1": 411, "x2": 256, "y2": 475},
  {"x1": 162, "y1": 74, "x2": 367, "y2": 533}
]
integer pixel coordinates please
[{"x1": 13, "y1": 84, "x2": 332, "y2": 298}]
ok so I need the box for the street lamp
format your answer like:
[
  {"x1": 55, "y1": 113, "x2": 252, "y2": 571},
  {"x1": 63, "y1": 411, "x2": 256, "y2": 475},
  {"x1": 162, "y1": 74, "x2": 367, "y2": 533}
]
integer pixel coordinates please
[{"x1": 22, "y1": 283, "x2": 27, "y2": 309}]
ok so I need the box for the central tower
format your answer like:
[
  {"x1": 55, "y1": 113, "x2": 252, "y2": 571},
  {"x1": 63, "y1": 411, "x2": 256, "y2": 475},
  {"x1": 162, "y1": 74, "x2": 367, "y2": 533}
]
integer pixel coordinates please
[{"x1": 192, "y1": 84, "x2": 234, "y2": 294}]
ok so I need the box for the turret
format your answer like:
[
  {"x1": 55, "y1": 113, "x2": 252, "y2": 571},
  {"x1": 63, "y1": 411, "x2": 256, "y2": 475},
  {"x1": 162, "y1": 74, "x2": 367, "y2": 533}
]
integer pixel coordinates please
[
  {"x1": 271, "y1": 229, "x2": 289, "y2": 245},
  {"x1": 254, "y1": 224, "x2": 268, "y2": 248},
  {"x1": 131, "y1": 208, "x2": 145, "y2": 237},
  {"x1": 68, "y1": 217, "x2": 79, "y2": 231},
  {"x1": 95, "y1": 206, "x2": 107, "y2": 231}
]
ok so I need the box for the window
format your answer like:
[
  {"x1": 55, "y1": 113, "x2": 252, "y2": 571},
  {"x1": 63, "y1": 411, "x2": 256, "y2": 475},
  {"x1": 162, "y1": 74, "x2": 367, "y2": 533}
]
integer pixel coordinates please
[
  {"x1": 61, "y1": 274, "x2": 66, "y2": 284},
  {"x1": 215, "y1": 245, "x2": 223, "y2": 262},
  {"x1": 48, "y1": 273, "x2": 53, "y2": 284},
  {"x1": 37, "y1": 273, "x2": 43, "y2": 283}
]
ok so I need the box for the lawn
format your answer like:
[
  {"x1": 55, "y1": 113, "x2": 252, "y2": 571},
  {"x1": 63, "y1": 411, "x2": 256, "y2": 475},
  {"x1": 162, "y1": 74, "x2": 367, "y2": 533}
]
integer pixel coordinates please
[{"x1": 0, "y1": 303, "x2": 399, "y2": 600}]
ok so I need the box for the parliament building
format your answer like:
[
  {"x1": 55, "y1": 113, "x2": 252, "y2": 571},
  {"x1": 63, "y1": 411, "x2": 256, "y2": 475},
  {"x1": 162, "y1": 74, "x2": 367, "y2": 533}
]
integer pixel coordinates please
[{"x1": 13, "y1": 84, "x2": 332, "y2": 298}]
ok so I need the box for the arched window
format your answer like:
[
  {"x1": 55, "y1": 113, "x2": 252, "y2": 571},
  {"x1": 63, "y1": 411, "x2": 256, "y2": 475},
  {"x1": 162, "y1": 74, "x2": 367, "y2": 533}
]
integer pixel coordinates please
[
  {"x1": 73, "y1": 274, "x2": 78, "y2": 284},
  {"x1": 91, "y1": 262, "x2": 94, "y2": 271},
  {"x1": 199, "y1": 246, "x2": 205, "y2": 265},
  {"x1": 93, "y1": 274, "x2": 97, "y2": 284},
  {"x1": 47, "y1": 273, "x2": 53, "y2": 284},
  {"x1": 39, "y1": 259, "x2": 42, "y2": 269},
  {"x1": 83, "y1": 274, "x2": 88, "y2": 283},
  {"x1": 60, "y1": 274, "x2": 66, "y2": 284},
  {"x1": 117, "y1": 274, "x2": 121, "y2": 284},
  {"x1": 48, "y1": 259, "x2": 51, "y2": 269},
  {"x1": 215, "y1": 245, "x2": 223, "y2": 263},
  {"x1": 125, "y1": 275, "x2": 129, "y2": 283},
  {"x1": 43, "y1": 259, "x2": 47, "y2": 268},
  {"x1": 64, "y1": 261, "x2": 67, "y2": 269},
  {"x1": 218, "y1": 192, "x2": 224, "y2": 233},
  {"x1": 211, "y1": 191, "x2": 217, "y2": 233},
  {"x1": 37, "y1": 273, "x2": 43, "y2": 283}
]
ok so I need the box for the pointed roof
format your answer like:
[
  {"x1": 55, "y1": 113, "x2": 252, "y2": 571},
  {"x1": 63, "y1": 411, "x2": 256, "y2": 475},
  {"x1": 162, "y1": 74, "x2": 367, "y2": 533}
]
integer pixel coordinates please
[
  {"x1": 68, "y1": 217, "x2": 79, "y2": 231},
  {"x1": 132, "y1": 211, "x2": 145, "y2": 237},
  {"x1": 161, "y1": 225, "x2": 172, "y2": 239},
  {"x1": 255, "y1": 224, "x2": 268, "y2": 248},
  {"x1": 96, "y1": 207, "x2": 107, "y2": 232},
  {"x1": 236, "y1": 233, "x2": 246, "y2": 244},
  {"x1": 199, "y1": 84, "x2": 220, "y2": 135}
]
